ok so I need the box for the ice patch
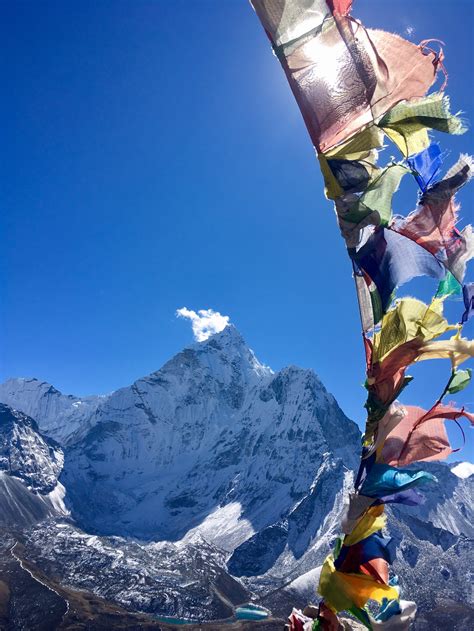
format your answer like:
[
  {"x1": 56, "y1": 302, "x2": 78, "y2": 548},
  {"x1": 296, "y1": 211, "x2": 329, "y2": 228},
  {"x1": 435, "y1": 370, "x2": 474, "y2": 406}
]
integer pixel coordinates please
[
  {"x1": 47, "y1": 482, "x2": 70, "y2": 515},
  {"x1": 182, "y1": 502, "x2": 255, "y2": 551}
]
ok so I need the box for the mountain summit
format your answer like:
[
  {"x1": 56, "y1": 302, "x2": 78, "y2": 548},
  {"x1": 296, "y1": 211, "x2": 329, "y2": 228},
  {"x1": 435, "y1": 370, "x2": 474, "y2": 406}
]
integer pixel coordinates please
[{"x1": 0, "y1": 328, "x2": 360, "y2": 544}]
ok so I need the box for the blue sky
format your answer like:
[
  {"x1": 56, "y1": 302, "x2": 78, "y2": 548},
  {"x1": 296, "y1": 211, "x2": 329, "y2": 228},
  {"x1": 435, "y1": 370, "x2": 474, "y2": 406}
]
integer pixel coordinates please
[{"x1": 2, "y1": 1, "x2": 473, "y2": 458}]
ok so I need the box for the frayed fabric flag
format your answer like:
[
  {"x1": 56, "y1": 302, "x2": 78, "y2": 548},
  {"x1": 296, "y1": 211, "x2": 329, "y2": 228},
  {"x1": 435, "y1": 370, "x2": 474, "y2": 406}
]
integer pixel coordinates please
[
  {"x1": 365, "y1": 331, "x2": 472, "y2": 417},
  {"x1": 341, "y1": 493, "x2": 376, "y2": 534},
  {"x1": 447, "y1": 368, "x2": 472, "y2": 394},
  {"x1": 351, "y1": 229, "x2": 446, "y2": 313},
  {"x1": 392, "y1": 154, "x2": 473, "y2": 279},
  {"x1": 435, "y1": 270, "x2": 462, "y2": 298},
  {"x1": 354, "y1": 268, "x2": 384, "y2": 331},
  {"x1": 374, "y1": 488, "x2": 425, "y2": 507},
  {"x1": 360, "y1": 463, "x2": 436, "y2": 498},
  {"x1": 250, "y1": 0, "x2": 330, "y2": 49},
  {"x1": 325, "y1": 124, "x2": 385, "y2": 159},
  {"x1": 335, "y1": 533, "x2": 396, "y2": 573},
  {"x1": 364, "y1": 332, "x2": 473, "y2": 416},
  {"x1": 446, "y1": 224, "x2": 474, "y2": 283},
  {"x1": 339, "y1": 164, "x2": 409, "y2": 227},
  {"x1": 344, "y1": 505, "x2": 386, "y2": 547},
  {"x1": 326, "y1": 158, "x2": 373, "y2": 195},
  {"x1": 364, "y1": 300, "x2": 452, "y2": 409},
  {"x1": 251, "y1": 2, "x2": 442, "y2": 151},
  {"x1": 359, "y1": 558, "x2": 390, "y2": 585},
  {"x1": 319, "y1": 554, "x2": 398, "y2": 612},
  {"x1": 370, "y1": 297, "x2": 454, "y2": 364},
  {"x1": 372, "y1": 403, "x2": 407, "y2": 454},
  {"x1": 416, "y1": 334, "x2": 474, "y2": 366},
  {"x1": 378, "y1": 92, "x2": 467, "y2": 157},
  {"x1": 407, "y1": 144, "x2": 442, "y2": 191},
  {"x1": 381, "y1": 403, "x2": 474, "y2": 466},
  {"x1": 375, "y1": 598, "x2": 401, "y2": 623}
]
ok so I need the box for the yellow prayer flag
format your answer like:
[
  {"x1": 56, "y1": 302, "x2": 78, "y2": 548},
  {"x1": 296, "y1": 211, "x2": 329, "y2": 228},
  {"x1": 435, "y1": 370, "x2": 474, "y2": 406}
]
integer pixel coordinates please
[
  {"x1": 319, "y1": 554, "x2": 398, "y2": 612},
  {"x1": 344, "y1": 505, "x2": 386, "y2": 546}
]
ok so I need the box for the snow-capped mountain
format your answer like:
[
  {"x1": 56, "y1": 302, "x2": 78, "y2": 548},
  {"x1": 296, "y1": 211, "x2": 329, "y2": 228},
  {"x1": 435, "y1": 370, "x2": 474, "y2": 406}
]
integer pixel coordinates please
[
  {"x1": 0, "y1": 326, "x2": 472, "y2": 629},
  {"x1": 0, "y1": 378, "x2": 102, "y2": 444},
  {"x1": 0, "y1": 325, "x2": 361, "y2": 545}
]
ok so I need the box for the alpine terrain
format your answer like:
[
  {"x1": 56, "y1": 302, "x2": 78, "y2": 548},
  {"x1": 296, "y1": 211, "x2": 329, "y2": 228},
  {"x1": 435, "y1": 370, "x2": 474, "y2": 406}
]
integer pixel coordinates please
[{"x1": 0, "y1": 325, "x2": 472, "y2": 629}]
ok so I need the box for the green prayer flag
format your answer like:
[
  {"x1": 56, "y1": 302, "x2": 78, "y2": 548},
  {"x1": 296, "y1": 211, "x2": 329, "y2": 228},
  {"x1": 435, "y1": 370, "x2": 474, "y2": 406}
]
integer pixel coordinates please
[
  {"x1": 378, "y1": 92, "x2": 467, "y2": 156},
  {"x1": 342, "y1": 164, "x2": 408, "y2": 225},
  {"x1": 333, "y1": 536, "x2": 343, "y2": 560},
  {"x1": 380, "y1": 92, "x2": 467, "y2": 134},
  {"x1": 348, "y1": 605, "x2": 373, "y2": 630},
  {"x1": 447, "y1": 368, "x2": 472, "y2": 394},
  {"x1": 435, "y1": 272, "x2": 462, "y2": 299}
]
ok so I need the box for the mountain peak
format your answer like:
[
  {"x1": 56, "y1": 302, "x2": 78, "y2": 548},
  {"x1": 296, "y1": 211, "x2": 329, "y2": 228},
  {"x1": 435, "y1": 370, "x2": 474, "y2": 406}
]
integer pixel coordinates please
[
  {"x1": 196, "y1": 322, "x2": 243, "y2": 346},
  {"x1": 190, "y1": 323, "x2": 273, "y2": 382}
]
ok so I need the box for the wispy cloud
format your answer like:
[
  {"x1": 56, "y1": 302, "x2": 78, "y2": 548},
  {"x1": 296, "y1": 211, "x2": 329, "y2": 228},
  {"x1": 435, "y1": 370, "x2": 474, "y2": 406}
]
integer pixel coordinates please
[{"x1": 176, "y1": 307, "x2": 230, "y2": 342}]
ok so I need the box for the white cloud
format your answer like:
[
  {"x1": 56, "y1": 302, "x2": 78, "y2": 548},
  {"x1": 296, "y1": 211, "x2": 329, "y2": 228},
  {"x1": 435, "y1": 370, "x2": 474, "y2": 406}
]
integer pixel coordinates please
[
  {"x1": 405, "y1": 25, "x2": 415, "y2": 36},
  {"x1": 176, "y1": 307, "x2": 230, "y2": 342}
]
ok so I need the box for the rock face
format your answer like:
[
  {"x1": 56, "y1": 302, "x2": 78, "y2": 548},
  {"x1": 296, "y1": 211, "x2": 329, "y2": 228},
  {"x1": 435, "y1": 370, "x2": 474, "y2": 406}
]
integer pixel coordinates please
[
  {"x1": 0, "y1": 326, "x2": 472, "y2": 628},
  {"x1": 0, "y1": 403, "x2": 68, "y2": 527},
  {"x1": 0, "y1": 403, "x2": 63, "y2": 493}
]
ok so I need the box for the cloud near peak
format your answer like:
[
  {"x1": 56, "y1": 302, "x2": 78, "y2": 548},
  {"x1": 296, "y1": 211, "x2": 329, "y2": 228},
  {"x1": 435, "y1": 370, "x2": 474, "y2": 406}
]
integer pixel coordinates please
[{"x1": 176, "y1": 307, "x2": 230, "y2": 342}]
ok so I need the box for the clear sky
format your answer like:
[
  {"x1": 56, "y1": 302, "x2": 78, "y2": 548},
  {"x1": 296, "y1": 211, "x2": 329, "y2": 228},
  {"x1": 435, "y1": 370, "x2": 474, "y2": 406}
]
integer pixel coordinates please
[{"x1": 2, "y1": 1, "x2": 473, "y2": 459}]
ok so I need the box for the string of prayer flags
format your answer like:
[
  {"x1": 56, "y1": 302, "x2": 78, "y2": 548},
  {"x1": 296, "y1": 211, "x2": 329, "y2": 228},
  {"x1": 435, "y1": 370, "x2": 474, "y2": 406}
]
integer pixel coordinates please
[{"x1": 251, "y1": 1, "x2": 473, "y2": 628}]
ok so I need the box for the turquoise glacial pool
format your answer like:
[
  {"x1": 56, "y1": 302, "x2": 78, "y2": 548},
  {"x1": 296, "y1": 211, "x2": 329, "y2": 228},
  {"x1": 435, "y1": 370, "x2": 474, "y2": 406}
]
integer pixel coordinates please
[{"x1": 157, "y1": 603, "x2": 270, "y2": 625}]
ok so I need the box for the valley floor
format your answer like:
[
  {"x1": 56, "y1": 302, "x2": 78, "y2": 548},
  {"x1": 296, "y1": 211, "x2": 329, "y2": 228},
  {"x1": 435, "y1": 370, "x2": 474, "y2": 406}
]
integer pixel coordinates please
[{"x1": 0, "y1": 530, "x2": 284, "y2": 631}]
